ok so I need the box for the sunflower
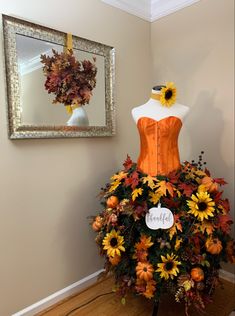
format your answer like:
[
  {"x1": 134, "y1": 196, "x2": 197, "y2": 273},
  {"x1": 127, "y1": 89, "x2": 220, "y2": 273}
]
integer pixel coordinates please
[
  {"x1": 187, "y1": 191, "x2": 215, "y2": 221},
  {"x1": 102, "y1": 230, "x2": 125, "y2": 257},
  {"x1": 156, "y1": 253, "x2": 181, "y2": 280},
  {"x1": 160, "y1": 82, "x2": 177, "y2": 107}
]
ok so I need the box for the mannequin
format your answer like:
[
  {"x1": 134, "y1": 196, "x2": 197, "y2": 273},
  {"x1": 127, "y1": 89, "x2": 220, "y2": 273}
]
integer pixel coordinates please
[
  {"x1": 132, "y1": 85, "x2": 189, "y2": 123},
  {"x1": 132, "y1": 84, "x2": 190, "y2": 177}
]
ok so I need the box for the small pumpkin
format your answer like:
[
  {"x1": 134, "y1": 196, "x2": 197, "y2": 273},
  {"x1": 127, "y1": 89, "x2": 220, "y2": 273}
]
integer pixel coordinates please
[
  {"x1": 106, "y1": 196, "x2": 119, "y2": 209},
  {"x1": 109, "y1": 254, "x2": 121, "y2": 266},
  {"x1": 205, "y1": 237, "x2": 223, "y2": 255},
  {"x1": 136, "y1": 261, "x2": 154, "y2": 282},
  {"x1": 92, "y1": 216, "x2": 103, "y2": 232},
  {"x1": 190, "y1": 267, "x2": 204, "y2": 282}
]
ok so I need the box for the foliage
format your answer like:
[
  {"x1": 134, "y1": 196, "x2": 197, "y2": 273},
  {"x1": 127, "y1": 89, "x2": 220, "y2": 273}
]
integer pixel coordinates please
[
  {"x1": 40, "y1": 49, "x2": 97, "y2": 107},
  {"x1": 91, "y1": 155, "x2": 235, "y2": 315}
]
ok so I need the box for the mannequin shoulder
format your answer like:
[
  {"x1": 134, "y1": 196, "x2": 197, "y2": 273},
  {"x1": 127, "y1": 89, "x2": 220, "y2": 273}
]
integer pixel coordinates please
[
  {"x1": 131, "y1": 103, "x2": 149, "y2": 122},
  {"x1": 173, "y1": 102, "x2": 190, "y2": 117}
]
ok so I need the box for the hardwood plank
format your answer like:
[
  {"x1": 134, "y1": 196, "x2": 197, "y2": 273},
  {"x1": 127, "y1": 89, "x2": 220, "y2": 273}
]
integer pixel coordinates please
[{"x1": 38, "y1": 278, "x2": 235, "y2": 316}]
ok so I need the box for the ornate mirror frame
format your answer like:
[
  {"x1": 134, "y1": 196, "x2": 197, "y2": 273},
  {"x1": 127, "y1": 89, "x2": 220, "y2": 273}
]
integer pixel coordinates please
[{"x1": 2, "y1": 15, "x2": 115, "y2": 139}]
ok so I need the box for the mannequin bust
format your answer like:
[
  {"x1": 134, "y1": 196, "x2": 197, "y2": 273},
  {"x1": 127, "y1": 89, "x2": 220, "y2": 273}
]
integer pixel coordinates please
[
  {"x1": 132, "y1": 84, "x2": 190, "y2": 176},
  {"x1": 132, "y1": 85, "x2": 189, "y2": 123}
]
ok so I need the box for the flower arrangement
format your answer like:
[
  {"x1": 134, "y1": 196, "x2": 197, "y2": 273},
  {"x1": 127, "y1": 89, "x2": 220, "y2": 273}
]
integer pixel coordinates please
[
  {"x1": 91, "y1": 153, "x2": 235, "y2": 315},
  {"x1": 40, "y1": 49, "x2": 97, "y2": 113}
]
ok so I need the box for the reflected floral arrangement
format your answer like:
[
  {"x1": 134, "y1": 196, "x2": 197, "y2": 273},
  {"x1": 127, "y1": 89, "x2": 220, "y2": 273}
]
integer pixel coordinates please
[
  {"x1": 40, "y1": 49, "x2": 97, "y2": 113},
  {"x1": 91, "y1": 153, "x2": 235, "y2": 315}
]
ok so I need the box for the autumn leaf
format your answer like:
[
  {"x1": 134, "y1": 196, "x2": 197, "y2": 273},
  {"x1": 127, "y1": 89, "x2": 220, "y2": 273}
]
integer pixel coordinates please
[
  {"x1": 200, "y1": 221, "x2": 214, "y2": 235},
  {"x1": 109, "y1": 180, "x2": 121, "y2": 192},
  {"x1": 123, "y1": 155, "x2": 134, "y2": 171},
  {"x1": 178, "y1": 182, "x2": 196, "y2": 197},
  {"x1": 132, "y1": 188, "x2": 143, "y2": 201},
  {"x1": 141, "y1": 175, "x2": 157, "y2": 190},
  {"x1": 149, "y1": 191, "x2": 162, "y2": 205},
  {"x1": 111, "y1": 171, "x2": 128, "y2": 182},
  {"x1": 125, "y1": 171, "x2": 139, "y2": 190},
  {"x1": 214, "y1": 178, "x2": 227, "y2": 186},
  {"x1": 162, "y1": 196, "x2": 180, "y2": 208},
  {"x1": 168, "y1": 215, "x2": 182, "y2": 240},
  {"x1": 213, "y1": 191, "x2": 223, "y2": 204},
  {"x1": 217, "y1": 214, "x2": 233, "y2": 233},
  {"x1": 156, "y1": 181, "x2": 174, "y2": 197}
]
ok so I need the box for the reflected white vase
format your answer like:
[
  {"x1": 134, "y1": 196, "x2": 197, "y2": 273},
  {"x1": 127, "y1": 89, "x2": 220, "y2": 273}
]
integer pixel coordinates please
[{"x1": 66, "y1": 107, "x2": 89, "y2": 127}]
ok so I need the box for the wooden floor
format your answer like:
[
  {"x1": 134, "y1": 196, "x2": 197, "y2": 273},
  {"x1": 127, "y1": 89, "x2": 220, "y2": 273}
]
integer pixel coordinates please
[{"x1": 38, "y1": 277, "x2": 235, "y2": 316}]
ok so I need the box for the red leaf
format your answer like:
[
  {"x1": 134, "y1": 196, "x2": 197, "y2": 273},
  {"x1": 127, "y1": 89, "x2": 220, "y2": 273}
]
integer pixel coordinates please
[
  {"x1": 214, "y1": 178, "x2": 227, "y2": 186},
  {"x1": 162, "y1": 197, "x2": 180, "y2": 208},
  {"x1": 125, "y1": 171, "x2": 139, "y2": 190},
  {"x1": 178, "y1": 182, "x2": 196, "y2": 197},
  {"x1": 213, "y1": 191, "x2": 223, "y2": 203},
  {"x1": 220, "y1": 199, "x2": 230, "y2": 213},
  {"x1": 217, "y1": 214, "x2": 233, "y2": 233},
  {"x1": 123, "y1": 155, "x2": 134, "y2": 171},
  {"x1": 205, "y1": 168, "x2": 211, "y2": 177}
]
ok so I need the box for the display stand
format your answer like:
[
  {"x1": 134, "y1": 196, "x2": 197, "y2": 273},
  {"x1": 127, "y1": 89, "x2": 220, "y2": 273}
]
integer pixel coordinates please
[{"x1": 152, "y1": 301, "x2": 159, "y2": 316}]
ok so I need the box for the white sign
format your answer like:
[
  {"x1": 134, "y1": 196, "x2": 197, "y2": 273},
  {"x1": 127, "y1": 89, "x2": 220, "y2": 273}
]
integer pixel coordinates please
[{"x1": 145, "y1": 203, "x2": 174, "y2": 230}]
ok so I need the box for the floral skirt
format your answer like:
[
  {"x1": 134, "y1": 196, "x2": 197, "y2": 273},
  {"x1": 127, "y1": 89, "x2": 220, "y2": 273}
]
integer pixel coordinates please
[{"x1": 91, "y1": 155, "x2": 234, "y2": 315}]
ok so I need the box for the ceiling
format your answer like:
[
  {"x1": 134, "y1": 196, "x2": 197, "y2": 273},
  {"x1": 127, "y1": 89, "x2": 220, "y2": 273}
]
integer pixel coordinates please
[{"x1": 101, "y1": 0, "x2": 200, "y2": 22}]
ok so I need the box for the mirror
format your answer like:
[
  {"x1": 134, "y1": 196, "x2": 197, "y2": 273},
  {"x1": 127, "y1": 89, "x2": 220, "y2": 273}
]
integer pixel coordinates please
[{"x1": 2, "y1": 15, "x2": 115, "y2": 139}]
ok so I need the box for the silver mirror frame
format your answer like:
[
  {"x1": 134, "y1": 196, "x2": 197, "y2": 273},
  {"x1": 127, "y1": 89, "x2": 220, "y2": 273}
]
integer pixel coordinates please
[{"x1": 2, "y1": 15, "x2": 115, "y2": 139}]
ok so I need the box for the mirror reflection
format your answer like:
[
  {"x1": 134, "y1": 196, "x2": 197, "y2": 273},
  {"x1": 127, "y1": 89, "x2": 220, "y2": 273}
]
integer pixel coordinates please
[{"x1": 16, "y1": 34, "x2": 106, "y2": 127}]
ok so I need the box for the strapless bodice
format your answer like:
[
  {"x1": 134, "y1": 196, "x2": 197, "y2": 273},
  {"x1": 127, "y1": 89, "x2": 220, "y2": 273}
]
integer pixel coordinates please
[{"x1": 137, "y1": 116, "x2": 182, "y2": 176}]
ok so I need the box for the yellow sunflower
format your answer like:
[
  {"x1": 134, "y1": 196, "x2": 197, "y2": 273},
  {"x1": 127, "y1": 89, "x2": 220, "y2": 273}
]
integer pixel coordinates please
[
  {"x1": 156, "y1": 253, "x2": 181, "y2": 280},
  {"x1": 160, "y1": 82, "x2": 177, "y2": 107},
  {"x1": 187, "y1": 191, "x2": 215, "y2": 221},
  {"x1": 102, "y1": 230, "x2": 125, "y2": 257}
]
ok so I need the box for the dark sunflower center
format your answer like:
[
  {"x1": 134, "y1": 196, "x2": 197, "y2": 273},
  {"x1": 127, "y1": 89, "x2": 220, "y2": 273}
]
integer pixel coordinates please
[
  {"x1": 110, "y1": 237, "x2": 118, "y2": 247},
  {"x1": 143, "y1": 267, "x2": 148, "y2": 272},
  {"x1": 165, "y1": 89, "x2": 173, "y2": 100},
  {"x1": 165, "y1": 261, "x2": 173, "y2": 271},
  {"x1": 198, "y1": 202, "x2": 207, "y2": 211}
]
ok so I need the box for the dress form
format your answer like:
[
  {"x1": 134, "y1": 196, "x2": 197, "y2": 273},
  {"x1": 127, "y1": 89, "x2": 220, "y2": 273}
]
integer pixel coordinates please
[
  {"x1": 132, "y1": 88, "x2": 190, "y2": 176},
  {"x1": 132, "y1": 89, "x2": 189, "y2": 123}
]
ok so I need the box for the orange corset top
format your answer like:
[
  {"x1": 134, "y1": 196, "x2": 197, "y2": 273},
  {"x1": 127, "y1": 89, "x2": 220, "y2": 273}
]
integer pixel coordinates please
[{"x1": 137, "y1": 116, "x2": 182, "y2": 176}]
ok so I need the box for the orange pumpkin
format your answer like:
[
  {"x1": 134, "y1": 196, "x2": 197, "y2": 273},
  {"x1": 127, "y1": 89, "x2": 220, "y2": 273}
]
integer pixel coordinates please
[
  {"x1": 106, "y1": 196, "x2": 119, "y2": 209},
  {"x1": 205, "y1": 237, "x2": 223, "y2": 255},
  {"x1": 191, "y1": 267, "x2": 204, "y2": 282},
  {"x1": 92, "y1": 216, "x2": 103, "y2": 232},
  {"x1": 136, "y1": 261, "x2": 154, "y2": 282},
  {"x1": 109, "y1": 254, "x2": 121, "y2": 266}
]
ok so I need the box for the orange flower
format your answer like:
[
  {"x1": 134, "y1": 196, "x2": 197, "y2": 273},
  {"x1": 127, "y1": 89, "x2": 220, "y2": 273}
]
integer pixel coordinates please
[
  {"x1": 201, "y1": 176, "x2": 219, "y2": 192},
  {"x1": 136, "y1": 261, "x2": 154, "y2": 281},
  {"x1": 135, "y1": 278, "x2": 156, "y2": 299},
  {"x1": 144, "y1": 279, "x2": 157, "y2": 299},
  {"x1": 109, "y1": 254, "x2": 121, "y2": 266},
  {"x1": 135, "y1": 235, "x2": 153, "y2": 251},
  {"x1": 133, "y1": 249, "x2": 148, "y2": 262}
]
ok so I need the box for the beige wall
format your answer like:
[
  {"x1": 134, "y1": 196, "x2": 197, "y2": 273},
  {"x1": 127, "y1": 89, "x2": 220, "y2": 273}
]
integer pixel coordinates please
[
  {"x1": 151, "y1": 0, "x2": 234, "y2": 272},
  {"x1": 0, "y1": 1, "x2": 151, "y2": 315},
  {"x1": 0, "y1": 0, "x2": 234, "y2": 314}
]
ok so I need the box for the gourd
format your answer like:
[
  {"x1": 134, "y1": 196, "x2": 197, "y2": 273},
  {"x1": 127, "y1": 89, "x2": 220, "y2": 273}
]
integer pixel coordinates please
[
  {"x1": 191, "y1": 267, "x2": 204, "y2": 282},
  {"x1": 205, "y1": 237, "x2": 223, "y2": 255}
]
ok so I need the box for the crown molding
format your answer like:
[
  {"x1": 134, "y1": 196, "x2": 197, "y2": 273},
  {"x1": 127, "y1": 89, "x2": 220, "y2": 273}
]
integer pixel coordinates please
[
  {"x1": 102, "y1": 0, "x2": 151, "y2": 21},
  {"x1": 101, "y1": 0, "x2": 201, "y2": 22},
  {"x1": 150, "y1": 0, "x2": 200, "y2": 22}
]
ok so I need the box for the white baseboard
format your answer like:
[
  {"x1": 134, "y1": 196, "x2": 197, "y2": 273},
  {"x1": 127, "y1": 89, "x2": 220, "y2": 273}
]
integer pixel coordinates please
[
  {"x1": 11, "y1": 269, "x2": 104, "y2": 316},
  {"x1": 219, "y1": 269, "x2": 235, "y2": 283}
]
